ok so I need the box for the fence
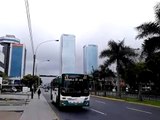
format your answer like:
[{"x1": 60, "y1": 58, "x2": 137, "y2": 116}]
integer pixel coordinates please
[{"x1": 90, "y1": 91, "x2": 160, "y2": 101}]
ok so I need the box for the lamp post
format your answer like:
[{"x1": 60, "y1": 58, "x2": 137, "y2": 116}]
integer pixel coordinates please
[
  {"x1": 35, "y1": 59, "x2": 50, "y2": 75},
  {"x1": 31, "y1": 40, "x2": 59, "y2": 99},
  {"x1": 32, "y1": 40, "x2": 59, "y2": 77},
  {"x1": 35, "y1": 59, "x2": 50, "y2": 87}
]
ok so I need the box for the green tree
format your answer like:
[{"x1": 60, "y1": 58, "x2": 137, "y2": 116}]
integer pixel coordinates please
[
  {"x1": 91, "y1": 69, "x2": 99, "y2": 94},
  {"x1": 0, "y1": 72, "x2": 9, "y2": 85},
  {"x1": 145, "y1": 52, "x2": 160, "y2": 93},
  {"x1": 135, "y1": 63, "x2": 153, "y2": 101},
  {"x1": 125, "y1": 62, "x2": 153, "y2": 101},
  {"x1": 99, "y1": 64, "x2": 115, "y2": 91},
  {"x1": 22, "y1": 74, "x2": 42, "y2": 91},
  {"x1": 99, "y1": 40, "x2": 136, "y2": 97},
  {"x1": 136, "y1": 2, "x2": 160, "y2": 94},
  {"x1": 136, "y1": 2, "x2": 160, "y2": 58},
  {"x1": 0, "y1": 72, "x2": 8, "y2": 80}
]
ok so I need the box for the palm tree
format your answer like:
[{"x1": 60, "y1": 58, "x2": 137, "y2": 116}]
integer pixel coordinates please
[
  {"x1": 136, "y1": 3, "x2": 160, "y2": 57},
  {"x1": 136, "y1": 2, "x2": 160, "y2": 95},
  {"x1": 99, "y1": 40, "x2": 136, "y2": 97},
  {"x1": 99, "y1": 64, "x2": 115, "y2": 90},
  {"x1": 91, "y1": 69, "x2": 99, "y2": 95}
]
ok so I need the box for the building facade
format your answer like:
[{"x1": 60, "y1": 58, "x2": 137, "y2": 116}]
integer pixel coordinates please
[
  {"x1": 0, "y1": 45, "x2": 4, "y2": 74},
  {"x1": 0, "y1": 45, "x2": 4, "y2": 88},
  {"x1": 60, "y1": 34, "x2": 76, "y2": 74},
  {"x1": 0, "y1": 35, "x2": 26, "y2": 79},
  {"x1": 83, "y1": 44, "x2": 98, "y2": 74}
]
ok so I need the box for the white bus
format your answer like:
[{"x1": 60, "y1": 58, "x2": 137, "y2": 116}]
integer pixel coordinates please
[{"x1": 50, "y1": 73, "x2": 90, "y2": 107}]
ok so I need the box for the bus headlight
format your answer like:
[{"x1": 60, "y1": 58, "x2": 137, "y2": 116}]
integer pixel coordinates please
[
  {"x1": 84, "y1": 97, "x2": 89, "y2": 101},
  {"x1": 62, "y1": 97, "x2": 66, "y2": 100}
]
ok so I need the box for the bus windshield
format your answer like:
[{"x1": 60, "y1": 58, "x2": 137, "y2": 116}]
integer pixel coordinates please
[{"x1": 61, "y1": 74, "x2": 89, "y2": 96}]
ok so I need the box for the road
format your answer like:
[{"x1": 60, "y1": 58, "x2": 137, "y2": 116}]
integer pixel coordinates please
[{"x1": 43, "y1": 91, "x2": 160, "y2": 120}]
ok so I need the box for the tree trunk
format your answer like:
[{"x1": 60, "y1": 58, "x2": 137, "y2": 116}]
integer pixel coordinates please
[
  {"x1": 117, "y1": 74, "x2": 121, "y2": 98},
  {"x1": 116, "y1": 61, "x2": 121, "y2": 98},
  {"x1": 138, "y1": 83, "x2": 143, "y2": 101},
  {"x1": 94, "y1": 80, "x2": 97, "y2": 95}
]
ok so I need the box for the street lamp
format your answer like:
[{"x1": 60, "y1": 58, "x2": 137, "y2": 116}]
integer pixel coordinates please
[
  {"x1": 24, "y1": 0, "x2": 59, "y2": 98},
  {"x1": 35, "y1": 59, "x2": 50, "y2": 75},
  {"x1": 31, "y1": 40, "x2": 58, "y2": 99},
  {"x1": 32, "y1": 40, "x2": 59, "y2": 77},
  {"x1": 35, "y1": 59, "x2": 50, "y2": 87}
]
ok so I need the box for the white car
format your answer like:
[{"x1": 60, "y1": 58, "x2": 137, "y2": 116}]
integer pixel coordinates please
[
  {"x1": 12, "y1": 87, "x2": 17, "y2": 92},
  {"x1": 44, "y1": 88, "x2": 48, "y2": 92}
]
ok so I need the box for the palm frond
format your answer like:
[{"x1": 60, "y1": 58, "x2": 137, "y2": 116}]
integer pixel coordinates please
[
  {"x1": 123, "y1": 47, "x2": 138, "y2": 57},
  {"x1": 141, "y1": 36, "x2": 160, "y2": 58},
  {"x1": 155, "y1": 2, "x2": 160, "y2": 23},
  {"x1": 136, "y1": 22, "x2": 160, "y2": 39},
  {"x1": 121, "y1": 57, "x2": 134, "y2": 67},
  {"x1": 118, "y1": 39, "x2": 125, "y2": 48},
  {"x1": 141, "y1": 43, "x2": 149, "y2": 58},
  {"x1": 105, "y1": 56, "x2": 117, "y2": 66},
  {"x1": 108, "y1": 40, "x2": 118, "y2": 50},
  {"x1": 99, "y1": 64, "x2": 106, "y2": 70},
  {"x1": 103, "y1": 60, "x2": 109, "y2": 67},
  {"x1": 99, "y1": 49, "x2": 111, "y2": 58}
]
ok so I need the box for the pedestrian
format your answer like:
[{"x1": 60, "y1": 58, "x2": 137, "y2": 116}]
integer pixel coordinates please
[{"x1": 37, "y1": 89, "x2": 41, "y2": 99}]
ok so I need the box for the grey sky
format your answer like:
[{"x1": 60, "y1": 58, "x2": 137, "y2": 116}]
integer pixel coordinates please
[{"x1": 0, "y1": 0, "x2": 158, "y2": 76}]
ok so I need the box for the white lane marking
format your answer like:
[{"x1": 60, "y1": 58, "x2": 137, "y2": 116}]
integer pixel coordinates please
[
  {"x1": 89, "y1": 108, "x2": 107, "y2": 116},
  {"x1": 95, "y1": 100, "x2": 106, "y2": 104},
  {"x1": 126, "y1": 107, "x2": 152, "y2": 114}
]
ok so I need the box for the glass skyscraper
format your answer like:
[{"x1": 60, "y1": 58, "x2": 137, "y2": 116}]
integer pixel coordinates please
[
  {"x1": 9, "y1": 43, "x2": 26, "y2": 78},
  {"x1": 60, "y1": 34, "x2": 76, "y2": 74},
  {"x1": 83, "y1": 45, "x2": 98, "y2": 74},
  {"x1": 0, "y1": 35, "x2": 26, "y2": 79}
]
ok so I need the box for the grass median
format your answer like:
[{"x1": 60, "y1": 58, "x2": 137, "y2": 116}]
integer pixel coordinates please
[{"x1": 123, "y1": 97, "x2": 160, "y2": 107}]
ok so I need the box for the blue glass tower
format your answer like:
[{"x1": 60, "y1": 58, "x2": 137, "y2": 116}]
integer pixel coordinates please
[
  {"x1": 83, "y1": 45, "x2": 98, "y2": 74},
  {"x1": 0, "y1": 35, "x2": 26, "y2": 79},
  {"x1": 9, "y1": 44, "x2": 26, "y2": 78},
  {"x1": 60, "y1": 34, "x2": 76, "y2": 74}
]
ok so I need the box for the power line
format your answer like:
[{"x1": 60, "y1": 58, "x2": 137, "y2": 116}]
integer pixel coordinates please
[{"x1": 24, "y1": 0, "x2": 34, "y2": 54}]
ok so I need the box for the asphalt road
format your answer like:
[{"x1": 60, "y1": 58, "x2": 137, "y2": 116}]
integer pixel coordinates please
[{"x1": 43, "y1": 91, "x2": 160, "y2": 120}]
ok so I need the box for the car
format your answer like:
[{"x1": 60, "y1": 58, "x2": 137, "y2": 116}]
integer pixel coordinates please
[
  {"x1": 12, "y1": 87, "x2": 17, "y2": 92},
  {"x1": 44, "y1": 88, "x2": 48, "y2": 92},
  {"x1": 2, "y1": 87, "x2": 17, "y2": 92}
]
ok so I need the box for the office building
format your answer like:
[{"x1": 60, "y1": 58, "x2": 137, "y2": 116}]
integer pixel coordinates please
[
  {"x1": 83, "y1": 44, "x2": 98, "y2": 74},
  {"x1": 60, "y1": 34, "x2": 76, "y2": 74},
  {"x1": 0, "y1": 35, "x2": 26, "y2": 79},
  {"x1": 0, "y1": 45, "x2": 4, "y2": 74},
  {"x1": 0, "y1": 45, "x2": 4, "y2": 88},
  {"x1": 9, "y1": 43, "x2": 26, "y2": 78}
]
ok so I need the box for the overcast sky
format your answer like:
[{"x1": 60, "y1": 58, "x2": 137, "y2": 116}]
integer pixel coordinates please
[{"x1": 0, "y1": 0, "x2": 158, "y2": 78}]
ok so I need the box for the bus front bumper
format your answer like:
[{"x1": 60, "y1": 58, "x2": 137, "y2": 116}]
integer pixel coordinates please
[{"x1": 60, "y1": 100, "x2": 90, "y2": 107}]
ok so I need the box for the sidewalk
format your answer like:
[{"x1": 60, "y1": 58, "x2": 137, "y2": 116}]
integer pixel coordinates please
[
  {"x1": 20, "y1": 92, "x2": 59, "y2": 120},
  {"x1": 0, "y1": 93, "x2": 29, "y2": 111}
]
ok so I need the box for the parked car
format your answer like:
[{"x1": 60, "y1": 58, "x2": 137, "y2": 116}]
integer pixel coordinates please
[
  {"x1": 2, "y1": 87, "x2": 17, "y2": 92},
  {"x1": 44, "y1": 88, "x2": 49, "y2": 92},
  {"x1": 12, "y1": 87, "x2": 17, "y2": 92}
]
